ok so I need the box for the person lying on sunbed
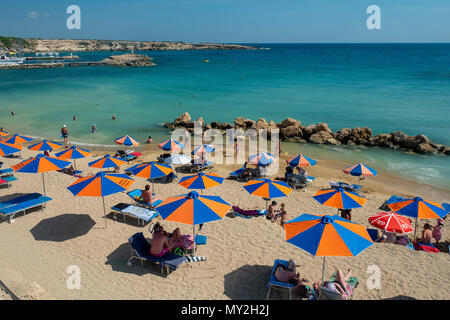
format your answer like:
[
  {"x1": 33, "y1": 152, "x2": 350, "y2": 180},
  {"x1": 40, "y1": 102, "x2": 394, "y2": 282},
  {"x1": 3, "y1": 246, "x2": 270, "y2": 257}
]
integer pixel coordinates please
[
  {"x1": 150, "y1": 224, "x2": 176, "y2": 257},
  {"x1": 322, "y1": 268, "x2": 354, "y2": 300},
  {"x1": 274, "y1": 259, "x2": 303, "y2": 286}
]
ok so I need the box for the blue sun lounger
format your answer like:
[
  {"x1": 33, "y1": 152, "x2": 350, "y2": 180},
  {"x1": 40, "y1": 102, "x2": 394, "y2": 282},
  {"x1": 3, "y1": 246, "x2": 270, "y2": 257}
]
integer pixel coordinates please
[
  {"x1": 0, "y1": 168, "x2": 14, "y2": 178},
  {"x1": 0, "y1": 176, "x2": 18, "y2": 188},
  {"x1": 111, "y1": 203, "x2": 159, "y2": 226},
  {"x1": 0, "y1": 193, "x2": 52, "y2": 222},
  {"x1": 127, "y1": 189, "x2": 163, "y2": 208},
  {"x1": 266, "y1": 259, "x2": 294, "y2": 300},
  {"x1": 229, "y1": 166, "x2": 246, "y2": 180},
  {"x1": 127, "y1": 232, "x2": 187, "y2": 275}
]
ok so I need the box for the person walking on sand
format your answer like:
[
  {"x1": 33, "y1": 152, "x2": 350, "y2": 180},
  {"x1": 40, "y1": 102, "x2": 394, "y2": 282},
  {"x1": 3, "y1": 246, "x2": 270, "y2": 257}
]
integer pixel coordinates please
[{"x1": 61, "y1": 125, "x2": 69, "y2": 147}]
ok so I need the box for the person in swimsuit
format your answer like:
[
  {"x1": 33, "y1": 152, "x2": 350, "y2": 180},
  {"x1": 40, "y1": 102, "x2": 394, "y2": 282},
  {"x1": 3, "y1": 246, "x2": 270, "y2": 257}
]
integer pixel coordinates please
[
  {"x1": 140, "y1": 184, "x2": 154, "y2": 207},
  {"x1": 91, "y1": 124, "x2": 97, "y2": 133},
  {"x1": 61, "y1": 125, "x2": 68, "y2": 147},
  {"x1": 417, "y1": 223, "x2": 433, "y2": 245},
  {"x1": 266, "y1": 201, "x2": 278, "y2": 221},
  {"x1": 432, "y1": 219, "x2": 444, "y2": 246},
  {"x1": 150, "y1": 224, "x2": 175, "y2": 257},
  {"x1": 323, "y1": 268, "x2": 354, "y2": 300}
]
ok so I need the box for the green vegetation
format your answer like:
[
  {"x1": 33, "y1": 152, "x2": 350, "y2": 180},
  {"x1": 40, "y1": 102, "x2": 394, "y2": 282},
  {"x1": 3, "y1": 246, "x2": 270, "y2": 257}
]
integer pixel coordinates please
[{"x1": 0, "y1": 36, "x2": 31, "y2": 49}]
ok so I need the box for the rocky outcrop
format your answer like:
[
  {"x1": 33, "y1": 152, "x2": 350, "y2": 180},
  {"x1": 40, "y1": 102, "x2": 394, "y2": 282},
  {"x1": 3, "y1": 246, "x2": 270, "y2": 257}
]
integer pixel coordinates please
[
  {"x1": 0, "y1": 36, "x2": 257, "y2": 53},
  {"x1": 101, "y1": 53, "x2": 155, "y2": 66},
  {"x1": 164, "y1": 112, "x2": 449, "y2": 156}
]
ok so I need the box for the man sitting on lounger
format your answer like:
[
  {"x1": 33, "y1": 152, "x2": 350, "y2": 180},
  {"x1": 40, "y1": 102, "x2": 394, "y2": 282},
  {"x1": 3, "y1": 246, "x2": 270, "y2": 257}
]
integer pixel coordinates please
[
  {"x1": 140, "y1": 185, "x2": 154, "y2": 207},
  {"x1": 150, "y1": 224, "x2": 176, "y2": 257}
]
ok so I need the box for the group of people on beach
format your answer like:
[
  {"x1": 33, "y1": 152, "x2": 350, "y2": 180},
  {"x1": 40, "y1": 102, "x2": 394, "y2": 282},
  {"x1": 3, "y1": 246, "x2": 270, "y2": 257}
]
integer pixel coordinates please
[
  {"x1": 273, "y1": 259, "x2": 355, "y2": 300},
  {"x1": 266, "y1": 201, "x2": 287, "y2": 226}
]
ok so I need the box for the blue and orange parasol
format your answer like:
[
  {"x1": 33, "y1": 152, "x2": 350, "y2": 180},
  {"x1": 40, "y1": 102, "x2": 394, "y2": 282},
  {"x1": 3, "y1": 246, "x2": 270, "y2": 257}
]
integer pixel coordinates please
[
  {"x1": 115, "y1": 135, "x2": 140, "y2": 146},
  {"x1": 284, "y1": 214, "x2": 373, "y2": 282},
  {"x1": 158, "y1": 139, "x2": 184, "y2": 151},
  {"x1": 248, "y1": 152, "x2": 276, "y2": 166},
  {"x1": 178, "y1": 172, "x2": 224, "y2": 190},
  {"x1": 67, "y1": 172, "x2": 134, "y2": 227},
  {"x1": 4, "y1": 134, "x2": 34, "y2": 144},
  {"x1": 12, "y1": 154, "x2": 71, "y2": 195},
  {"x1": 28, "y1": 140, "x2": 63, "y2": 152},
  {"x1": 88, "y1": 154, "x2": 127, "y2": 169},
  {"x1": 313, "y1": 187, "x2": 367, "y2": 210},
  {"x1": 286, "y1": 154, "x2": 317, "y2": 167},
  {"x1": 191, "y1": 144, "x2": 215, "y2": 155},
  {"x1": 343, "y1": 163, "x2": 377, "y2": 177},
  {"x1": 0, "y1": 142, "x2": 22, "y2": 157}
]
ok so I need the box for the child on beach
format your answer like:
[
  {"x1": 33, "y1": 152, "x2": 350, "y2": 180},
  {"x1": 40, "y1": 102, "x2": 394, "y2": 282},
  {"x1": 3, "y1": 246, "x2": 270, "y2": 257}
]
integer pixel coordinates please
[
  {"x1": 279, "y1": 204, "x2": 287, "y2": 227},
  {"x1": 432, "y1": 219, "x2": 444, "y2": 246}
]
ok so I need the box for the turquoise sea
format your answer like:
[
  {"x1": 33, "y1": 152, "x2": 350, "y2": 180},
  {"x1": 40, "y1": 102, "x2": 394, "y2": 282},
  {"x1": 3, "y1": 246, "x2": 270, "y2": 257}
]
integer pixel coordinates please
[{"x1": 0, "y1": 44, "x2": 449, "y2": 189}]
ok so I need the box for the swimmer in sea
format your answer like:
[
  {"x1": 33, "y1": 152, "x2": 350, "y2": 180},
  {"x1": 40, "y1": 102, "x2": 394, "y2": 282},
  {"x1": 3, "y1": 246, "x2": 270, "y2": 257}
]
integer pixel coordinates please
[
  {"x1": 112, "y1": 114, "x2": 117, "y2": 120},
  {"x1": 10, "y1": 110, "x2": 15, "y2": 116},
  {"x1": 73, "y1": 115, "x2": 77, "y2": 121},
  {"x1": 92, "y1": 124, "x2": 97, "y2": 133}
]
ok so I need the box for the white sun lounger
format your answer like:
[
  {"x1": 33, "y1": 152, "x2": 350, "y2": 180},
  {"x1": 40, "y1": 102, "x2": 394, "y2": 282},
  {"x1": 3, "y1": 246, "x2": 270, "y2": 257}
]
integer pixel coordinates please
[{"x1": 111, "y1": 203, "x2": 159, "y2": 226}]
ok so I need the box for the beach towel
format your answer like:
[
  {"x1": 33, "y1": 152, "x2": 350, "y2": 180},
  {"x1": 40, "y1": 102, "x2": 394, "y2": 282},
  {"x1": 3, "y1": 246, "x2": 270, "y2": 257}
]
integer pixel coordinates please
[
  {"x1": 232, "y1": 206, "x2": 266, "y2": 218},
  {"x1": 413, "y1": 242, "x2": 439, "y2": 253}
]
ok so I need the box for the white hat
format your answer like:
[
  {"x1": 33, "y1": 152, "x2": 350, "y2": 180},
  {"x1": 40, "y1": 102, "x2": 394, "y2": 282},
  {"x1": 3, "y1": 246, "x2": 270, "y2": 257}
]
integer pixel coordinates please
[{"x1": 63, "y1": 124, "x2": 66, "y2": 127}]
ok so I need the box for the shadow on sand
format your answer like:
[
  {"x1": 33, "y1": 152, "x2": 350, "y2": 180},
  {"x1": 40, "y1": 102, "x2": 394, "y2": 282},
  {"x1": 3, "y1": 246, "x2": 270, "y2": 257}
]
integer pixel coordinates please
[
  {"x1": 30, "y1": 213, "x2": 96, "y2": 242},
  {"x1": 223, "y1": 264, "x2": 272, "y2": 300}
]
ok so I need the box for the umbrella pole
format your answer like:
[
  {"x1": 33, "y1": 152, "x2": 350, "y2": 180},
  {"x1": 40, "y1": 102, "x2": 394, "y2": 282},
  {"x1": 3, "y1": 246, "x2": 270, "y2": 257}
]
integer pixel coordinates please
[
  {"x1": 102, "y1": 197, "x2": 107, "y2": 228},
  {"x1": 321, "y1": 256, "x2": 326, "y2": 284},
  {"x1": 42, "y1": 172, "x2": 46, "y2": 197},
  {"x1": 74, "y1": 159, "x2": 77, "y2": 171},
  {"x1": 193, "y1": 225, "x2": 196, "y2": 256},
  {"x1": 414, "y1": 217, "x2": 418, "y2": 240}
]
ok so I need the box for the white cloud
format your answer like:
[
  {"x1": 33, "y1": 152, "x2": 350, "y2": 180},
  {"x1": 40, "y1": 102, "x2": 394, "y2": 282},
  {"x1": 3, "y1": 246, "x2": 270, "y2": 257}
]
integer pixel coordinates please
[{"x1": 28, "y1": 11, "x2": 40, "y2": 19}]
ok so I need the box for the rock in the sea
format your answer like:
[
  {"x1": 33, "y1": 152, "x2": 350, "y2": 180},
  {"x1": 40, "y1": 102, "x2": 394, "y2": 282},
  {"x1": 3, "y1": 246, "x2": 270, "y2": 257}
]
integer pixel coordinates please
[
  {"x1": 280, "y1": 117, "x2": 301, "y2": 128},
  {"x1": 234, "y1": 117, "x2": 245, "y2": 128},
  {"x1": 372, "y1": 133, "x2": 392, "y2": 146},
  {"x1": 280, "y1": 126, "x2": 303, "y2": 139},
  {"x1": 256, "y1": 118, "x2": 269, "y2": 130},
  {"x1": 350, "y1": 127, "x2": 372, "y2": 145},
  {"x1": 415, "y1": 143, "x2": 436, "y2": 154},
  {"x1": 309, "y1": 131, "x2": 334, "y2": 144},
  {"x1": 174, "y1": 112, "x2": 191, "y2": 125},
  {"x1": 101, "y1": 53, "x2": 155, "y2": 66},
  {"x1": 335, "y1": 128, "x2": 351, "y2": 142},
  {"x1": 403, "y1": 134, "x2": 430, "y2": 149},
  {"x1": 391, "y1": 131, "x2": 409, "y2": 145}
]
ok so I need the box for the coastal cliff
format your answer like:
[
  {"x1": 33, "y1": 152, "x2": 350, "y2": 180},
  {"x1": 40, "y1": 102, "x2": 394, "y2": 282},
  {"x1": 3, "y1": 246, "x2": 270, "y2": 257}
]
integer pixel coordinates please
[
  {"x1": 165, "y1": 112, "x2": 450, "y2": 156},
  {"x1": 0, "y1": 36, "x2": 257, "y2": 53}
]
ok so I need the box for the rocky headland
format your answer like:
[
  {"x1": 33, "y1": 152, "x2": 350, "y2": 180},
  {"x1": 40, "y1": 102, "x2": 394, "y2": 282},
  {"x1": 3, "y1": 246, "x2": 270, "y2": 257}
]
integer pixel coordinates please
[
  {"x1": 0, "y1": 37, "x2": 257, "y2": 53},
  {"x1": 164, "y1": 112, "x2": 450, "y2": 155}
]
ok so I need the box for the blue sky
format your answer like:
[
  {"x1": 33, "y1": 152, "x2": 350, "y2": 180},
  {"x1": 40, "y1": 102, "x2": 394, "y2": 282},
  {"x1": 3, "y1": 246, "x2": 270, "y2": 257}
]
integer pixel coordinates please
[{"x1": 1, "y1": 0, "x2": 449, "y2": 43}]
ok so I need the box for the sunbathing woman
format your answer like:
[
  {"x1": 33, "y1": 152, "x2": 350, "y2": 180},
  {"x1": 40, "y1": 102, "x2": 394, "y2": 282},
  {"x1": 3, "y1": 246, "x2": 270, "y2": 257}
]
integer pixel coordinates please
[
  {"x1": 150, "y1": 224, "x2": 176, "y2": 257},
  {"x1": 323, "y1": 268, "x2": 354, "y2": 300},
  {"x1": 417, "y1": 223, "x2": 433, "y2": 245},
  {"x1": 274, "y1": 259, "x2": 302, "y2": 286}
]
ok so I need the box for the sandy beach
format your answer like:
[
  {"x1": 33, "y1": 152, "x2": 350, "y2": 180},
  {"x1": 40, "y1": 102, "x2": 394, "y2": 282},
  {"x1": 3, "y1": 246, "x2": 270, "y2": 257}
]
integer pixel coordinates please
[{"x1": 0, "y1": 141, "x2": 449, "y2": 300}]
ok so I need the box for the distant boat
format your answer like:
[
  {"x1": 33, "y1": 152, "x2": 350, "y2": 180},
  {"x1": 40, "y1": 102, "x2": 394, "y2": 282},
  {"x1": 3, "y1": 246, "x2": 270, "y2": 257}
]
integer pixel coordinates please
[{"x1": 0, "y1": 53, "x2": 24, "y2": 66}]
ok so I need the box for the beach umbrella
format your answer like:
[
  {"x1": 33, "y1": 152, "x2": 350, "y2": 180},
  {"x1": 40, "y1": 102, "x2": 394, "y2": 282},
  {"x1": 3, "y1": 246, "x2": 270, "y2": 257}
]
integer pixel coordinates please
[
  {"x1": 115, "y1": 135, "x2": 140, "y2": 146},
  {"x1": 11, "y1": 154, "x2": 72, "y2": 196},
  {"x1": 4, "y1": 134, "x2": 34, "y2": 144},
  {"x1": 284, "y1": 214, "x2": 373, "y2": 282},
  {"x1": 178, "y1": 172, "x2": 224, "y2": 192},
  {"x1": 243, "y1": 178, "x2": 292, "y2": 209},
  {"x1": 28, "y1": 140, "x2": 63, "y2": 152},
  {"x1": 368, "y1": 211, "x2": 413, "y2": 234},
  {"x1": 130, "y1": 161, "x2": 173, "y2": 193},
  {"x1": 191, "y1": 144, "x2": 215, "y2": 155},
  {"x1": 343, "y1": 163, "x2": 377, "y2": 178},
  {"x1": 388, "y1": 196, "x2": 448, "y2": 238},
  {"x1": 164, "y1": 154, "x2": 191, "y2": 165},
  {"x1": 155, "y1": 190, "x2": 231, "y2": 254},
  {"x1": 158, "y1": 139, "x2": 184, "y2": 151},
  {"x1": 88, "y1": 154, "x2": 127, "y2": 169},
  {"x1": 313, "y1": 187, "x2": 367, "y2": 211},
  {"x1": 0, "y1": 142, "x2": 22, "y2": 157},
  {"x1": 248, "y1": 152, "x2": 276, "y2": 167},
  {"x1": 55, "y1": 146, "x2": 92, "y2": 170},
  {"x1": 67, "y1": 172, "x2": 134, "y2": 227},
  {"x1": 286, "y1": 154, "x2": 317, "y2": 167},
  {"x1": 0, "y1": 130, "x2": 8, "y2": 137}
]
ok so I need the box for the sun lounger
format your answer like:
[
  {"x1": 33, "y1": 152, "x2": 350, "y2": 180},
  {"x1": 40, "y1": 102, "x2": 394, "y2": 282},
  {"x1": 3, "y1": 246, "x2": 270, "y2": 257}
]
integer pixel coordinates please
[
  {"x1": 0, "y1": 168, "x2": 14, "y2": 178},
  {"x1": 151, "y1": 172, "x2": 177, "y2": 183},
  {"x1": 366, "y1": 228, "x2": 379, "y2": 242},
  {"x1": 229, "y1": 166, "x2": 246, "y2": 180},
  {"x1": 0, "y1": 176, "x2": 18, "y2": 189},
  {"x1": 111, "y1": 203, "x2": 159, "y2": 226},
  {"x1": 189, "y1": 161, "x2": 214, "y2": 173},
  {"x1": 127, "y1": 232, "x2": 188, "y2": 275},
  {"x1": 0, "y1": 193, "x2": 52, "y2": 223},
  {"x1": 266, "y1": 259, "x2": 294, "y2": 300},
  {"x1": 116, "y1": 150, "x2": 139, "y2": 162},
  {"x1": 127, "y1": 189, "x2": 163, "y2": 208},
  {"x1": 329, "y1": 181, "x2": 362, "y2": 192},
  {"x1": 57, "y1": 169, "x2": 83, "y2": 177},
  {"x1": 231, "y1": 206, "x2": 266, "y2": 219},
  {"x1": 286, "y1": 174, "x2": 315, "y2": 191}
]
